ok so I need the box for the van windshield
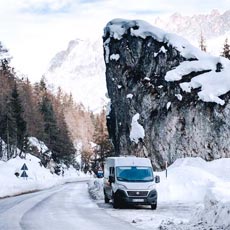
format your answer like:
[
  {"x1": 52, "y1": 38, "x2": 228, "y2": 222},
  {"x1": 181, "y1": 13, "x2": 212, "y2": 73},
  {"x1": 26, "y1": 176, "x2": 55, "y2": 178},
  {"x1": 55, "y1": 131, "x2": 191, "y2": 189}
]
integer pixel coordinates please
[{"x1": 116, "y1": 166, "x2": 154, "y2": 182}]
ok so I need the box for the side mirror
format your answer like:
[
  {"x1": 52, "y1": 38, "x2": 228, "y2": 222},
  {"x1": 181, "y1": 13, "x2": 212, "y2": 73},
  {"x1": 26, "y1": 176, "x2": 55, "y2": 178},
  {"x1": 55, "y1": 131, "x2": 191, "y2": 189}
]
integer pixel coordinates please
[
  {"x1": 155, "y1": 175, "x2": 160, "y2": 183},
  {"x1": 109, "y1": 175, "x2": 115, "y2": 183}
]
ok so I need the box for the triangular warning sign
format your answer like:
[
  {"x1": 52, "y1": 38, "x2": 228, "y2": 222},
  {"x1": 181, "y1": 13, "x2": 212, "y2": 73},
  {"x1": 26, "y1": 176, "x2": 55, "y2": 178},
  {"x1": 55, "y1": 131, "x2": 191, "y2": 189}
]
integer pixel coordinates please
[
  {"x1": 21, "y1": 171, "x2": 28, "y2": 178},
  {"x1": 21, "y1": 163, "x2": 28, "y2": 171}
]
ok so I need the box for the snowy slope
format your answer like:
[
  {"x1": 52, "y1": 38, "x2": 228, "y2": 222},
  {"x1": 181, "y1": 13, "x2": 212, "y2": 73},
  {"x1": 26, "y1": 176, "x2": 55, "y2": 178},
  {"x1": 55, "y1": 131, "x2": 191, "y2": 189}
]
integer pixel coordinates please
[
  {"x1": 0, "y1": 137, "x2": 90, "y2": 198},
  {"x1": 0, "y1": 153, "x2": 90, "y2": 198},
  {"x1": 45, "y1": 38, "x2": 107, "y2": 112}
]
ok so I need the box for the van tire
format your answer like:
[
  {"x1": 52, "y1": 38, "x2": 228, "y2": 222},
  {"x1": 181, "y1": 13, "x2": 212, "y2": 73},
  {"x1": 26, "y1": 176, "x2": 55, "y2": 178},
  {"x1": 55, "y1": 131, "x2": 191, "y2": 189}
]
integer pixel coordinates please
[
  {"x1": 113, "y1": 198, "x2": 119, "y2": 209},
  {"x1": 151, "y1": 203, "x2": 157, "y2": 210},
  {"x1": 113, "y1": 194, "x2": 120, "y2": 209}
]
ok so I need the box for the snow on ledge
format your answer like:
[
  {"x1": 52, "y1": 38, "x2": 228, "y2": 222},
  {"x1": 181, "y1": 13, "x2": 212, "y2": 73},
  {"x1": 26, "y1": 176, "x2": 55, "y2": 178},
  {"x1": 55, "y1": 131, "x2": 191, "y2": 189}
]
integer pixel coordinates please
[
  {"x1": 130, "y1": 113, "x2": 145, "y2": 143},
  {"x1": 104, "y1": 18, "x2": 209, "y2": 60},
  {"x1": 110, "y1": 54, "x2": 120, "y2": 61},
  {"x1": 126, "y1": 93, "x2": 133, "y2": 99},
  {"x1": 179, "y1": 65, "x2": 230, "y2": 105},
  {"x1": 104, "y1": 19, "x2": 230, "y2": 106}
]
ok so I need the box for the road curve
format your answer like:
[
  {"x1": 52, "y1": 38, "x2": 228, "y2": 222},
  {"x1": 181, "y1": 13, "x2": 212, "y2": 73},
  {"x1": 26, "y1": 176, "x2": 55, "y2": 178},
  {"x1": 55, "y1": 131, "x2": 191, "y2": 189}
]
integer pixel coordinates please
[{"x1": 0, "y1": 181, "x2": 136, "y2": 230}]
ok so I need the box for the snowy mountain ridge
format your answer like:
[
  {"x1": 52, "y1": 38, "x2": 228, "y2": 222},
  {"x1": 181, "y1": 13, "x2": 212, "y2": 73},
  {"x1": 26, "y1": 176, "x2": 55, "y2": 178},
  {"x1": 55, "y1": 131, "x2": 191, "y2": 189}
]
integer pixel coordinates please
[
  {"x1": 45, "y1": 38, "x2": 107, "y2": 112},
  {"x1": 154, "y1": 9, "x2": 230, "y2": 55},
  {"x1": 154, "y1": 9, "x2": 230, "y2": 40},
  {"x1": 45, "y1": 10, "x2": 230, "y2": 111}
]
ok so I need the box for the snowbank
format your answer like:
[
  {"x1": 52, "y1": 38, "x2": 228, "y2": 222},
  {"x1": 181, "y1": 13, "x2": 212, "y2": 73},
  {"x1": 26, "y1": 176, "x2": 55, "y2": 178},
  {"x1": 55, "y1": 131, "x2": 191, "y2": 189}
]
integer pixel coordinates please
[
  {"x1": 0, "y1": 154, "x2": 89, "y2": 198},
  {"x1": 157, "y1": 157, "x2": 230, "y2": 228},
  {"x1": 158, "y1": 157, "x2": 216, "y2": 202},
  {"x1": 88, "y1": 178, "x2": 104, "y2": 200},
  {"x1": 28, "y1": 137, "x2": 52, "y2": 156},
  {"x1": 192, "y1": 183, "x2": 230, "y2": 229}
]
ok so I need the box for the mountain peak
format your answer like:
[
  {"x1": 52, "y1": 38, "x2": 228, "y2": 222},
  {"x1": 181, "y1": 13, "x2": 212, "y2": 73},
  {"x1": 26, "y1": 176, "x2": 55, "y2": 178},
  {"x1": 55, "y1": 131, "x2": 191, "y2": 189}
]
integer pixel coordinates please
[
  {"x1": 210, "y1": 9, "x2": 220, "y2": 17},
  {"x1": 45, "y1": 38, "x2": 107, "y2": 112}
]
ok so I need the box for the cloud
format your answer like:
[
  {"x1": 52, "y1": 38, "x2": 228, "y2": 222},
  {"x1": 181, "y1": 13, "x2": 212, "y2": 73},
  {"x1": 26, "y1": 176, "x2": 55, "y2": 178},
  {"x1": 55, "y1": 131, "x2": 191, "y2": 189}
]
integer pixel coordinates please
[
  {"x1": 131, "y1": 9, "x2": 167, "y2": 15},
  {"x1": 19, "y1": 0, "x2": 74, "y2": 14}
]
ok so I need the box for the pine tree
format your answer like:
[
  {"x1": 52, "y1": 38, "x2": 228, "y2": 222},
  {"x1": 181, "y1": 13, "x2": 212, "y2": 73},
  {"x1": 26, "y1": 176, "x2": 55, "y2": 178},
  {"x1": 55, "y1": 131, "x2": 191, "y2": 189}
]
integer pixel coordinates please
[
  {"x1": 0, "y1": 82, "x2": 28, "y2": 159},
  {"x1": 93, "y1": 108, "x2": 114, "y2": 170},
  {"x1": 221, "y1": 38, "x2": 230, "y2": 59},
  {"x1": 10, "y1": 84, "x2": 27, "y2": 154},
  {"x1": 18, "y1": 79, "x2": 44, "y2": 139},
  {"x1": 0, "y1": 96, "x2": 17, "y2": 159},
  {"x1": 0, "y1": 42, "x2": 15, "y2": 159},
  {"x1": 55, "y1": 108, "x2": 76, "y2": 167},
  {"x1": 40, "y1": 94, "x2": 58, "y2": 149}
]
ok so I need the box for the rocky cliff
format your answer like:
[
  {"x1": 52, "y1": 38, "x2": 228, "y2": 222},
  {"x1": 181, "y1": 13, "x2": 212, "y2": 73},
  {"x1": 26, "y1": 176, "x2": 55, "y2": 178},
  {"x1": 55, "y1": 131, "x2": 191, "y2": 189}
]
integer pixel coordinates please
[{"x1": 103, "y1": 19, "x2": 230, "y2": 170}]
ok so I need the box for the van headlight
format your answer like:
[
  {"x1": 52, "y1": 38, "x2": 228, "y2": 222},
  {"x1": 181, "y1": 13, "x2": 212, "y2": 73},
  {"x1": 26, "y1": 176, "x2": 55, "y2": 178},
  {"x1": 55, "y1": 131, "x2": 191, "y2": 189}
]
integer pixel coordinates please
[
  {"x1": 117, "y1": 183, "x2": 127, "y2": 190},
  {"x1": 148, "y1": 184, "x2": 156, "y2": 190}
]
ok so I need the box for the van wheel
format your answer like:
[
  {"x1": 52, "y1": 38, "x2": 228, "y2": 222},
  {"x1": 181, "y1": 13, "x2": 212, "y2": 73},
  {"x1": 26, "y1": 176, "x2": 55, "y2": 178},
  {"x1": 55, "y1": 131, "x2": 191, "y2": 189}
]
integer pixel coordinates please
[
  {"x1": 113, "y1": 198, "x2": 119, "y2": 209},
  {"x1": 151, "y1": 203, "x2": 157, "y2": 210},
  {"x1": 113, "y1": 194, "x2": 120, "y2": 209}
]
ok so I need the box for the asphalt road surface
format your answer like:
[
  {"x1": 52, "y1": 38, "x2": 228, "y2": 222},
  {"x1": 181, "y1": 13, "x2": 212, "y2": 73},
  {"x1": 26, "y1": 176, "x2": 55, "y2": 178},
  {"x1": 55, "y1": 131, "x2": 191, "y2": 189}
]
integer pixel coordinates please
[{"x1": 0, "y1": 181, "x2": 136, "y2": 230}]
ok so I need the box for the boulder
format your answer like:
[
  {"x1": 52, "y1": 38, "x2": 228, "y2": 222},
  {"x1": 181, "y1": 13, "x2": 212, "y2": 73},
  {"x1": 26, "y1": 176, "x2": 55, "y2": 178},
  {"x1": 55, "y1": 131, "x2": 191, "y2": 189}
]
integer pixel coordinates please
[{"x1": 103, "y1": 19, "x2": 230, "y2": 169}]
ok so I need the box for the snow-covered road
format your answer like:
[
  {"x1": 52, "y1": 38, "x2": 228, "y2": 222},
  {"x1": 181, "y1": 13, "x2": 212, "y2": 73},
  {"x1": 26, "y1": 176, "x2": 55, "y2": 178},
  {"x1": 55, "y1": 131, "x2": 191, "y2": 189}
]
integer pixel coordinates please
[
  {"x1": 1, "y1": 157, "x2": 230, "y2": 230},
  {"x1": 0, "y1": 181, "x2": 136, "y2": 230},
  {"x1": 101, "y1": 201, "x2": 200, "y2": 229},
  {"x1": 1, "y1": 177, "x2": 230, "y2": 230}
]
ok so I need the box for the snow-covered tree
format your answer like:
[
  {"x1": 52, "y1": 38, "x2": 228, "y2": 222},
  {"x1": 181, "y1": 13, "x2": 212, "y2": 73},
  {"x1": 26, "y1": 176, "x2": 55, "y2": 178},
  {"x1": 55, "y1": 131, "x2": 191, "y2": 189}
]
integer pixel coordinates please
[
  {"x1": 0, "y1": 42, "x2": 12, "y2": 71},
  {"x1": 221, "y1": 38, "x2": 230, "y2": 59}
]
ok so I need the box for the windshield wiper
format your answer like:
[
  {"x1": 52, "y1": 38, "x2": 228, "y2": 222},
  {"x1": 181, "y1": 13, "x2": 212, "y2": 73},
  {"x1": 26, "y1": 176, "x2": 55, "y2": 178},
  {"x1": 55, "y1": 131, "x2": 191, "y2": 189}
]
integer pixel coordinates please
[{"x1": 131, "y1": 179, "x2": 153, "y2": 182}]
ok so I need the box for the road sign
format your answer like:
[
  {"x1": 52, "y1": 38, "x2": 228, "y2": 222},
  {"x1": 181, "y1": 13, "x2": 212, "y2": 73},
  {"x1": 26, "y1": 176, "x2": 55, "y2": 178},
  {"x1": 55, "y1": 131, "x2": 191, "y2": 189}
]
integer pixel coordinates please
[
  {"x1": 21, "y1": 163, "x2": 28, "y2": 171},
  {"x1": 21, "y1": 171, "x2": 28, "y2": 178}
]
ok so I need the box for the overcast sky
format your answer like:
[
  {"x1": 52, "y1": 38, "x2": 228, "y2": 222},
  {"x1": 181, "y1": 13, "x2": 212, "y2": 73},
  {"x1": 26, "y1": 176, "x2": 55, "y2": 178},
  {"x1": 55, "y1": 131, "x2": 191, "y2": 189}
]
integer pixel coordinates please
[{"x1": 0, "y1": 0, "x2": 229, "y2": 81}]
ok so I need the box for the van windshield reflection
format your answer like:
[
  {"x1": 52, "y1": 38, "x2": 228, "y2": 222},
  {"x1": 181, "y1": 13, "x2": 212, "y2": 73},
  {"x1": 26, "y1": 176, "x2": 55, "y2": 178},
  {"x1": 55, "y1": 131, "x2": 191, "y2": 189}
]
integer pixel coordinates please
[{"x1": 116, "y1": 166, "x2": 154, "y2": 182}]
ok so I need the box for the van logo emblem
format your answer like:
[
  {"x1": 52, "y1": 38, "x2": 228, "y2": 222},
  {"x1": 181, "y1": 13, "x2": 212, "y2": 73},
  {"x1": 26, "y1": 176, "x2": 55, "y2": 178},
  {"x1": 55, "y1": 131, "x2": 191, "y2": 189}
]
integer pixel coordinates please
[{"x1": 136, "y1": 192, "x2": 140, "y2": 195}]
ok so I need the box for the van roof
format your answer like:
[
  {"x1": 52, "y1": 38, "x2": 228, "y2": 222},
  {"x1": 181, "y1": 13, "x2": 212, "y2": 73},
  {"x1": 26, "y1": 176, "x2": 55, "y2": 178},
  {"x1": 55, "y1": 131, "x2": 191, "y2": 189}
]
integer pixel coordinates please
[{"x1": 106, "y1": 156, "x2": 152, "y2": 167}]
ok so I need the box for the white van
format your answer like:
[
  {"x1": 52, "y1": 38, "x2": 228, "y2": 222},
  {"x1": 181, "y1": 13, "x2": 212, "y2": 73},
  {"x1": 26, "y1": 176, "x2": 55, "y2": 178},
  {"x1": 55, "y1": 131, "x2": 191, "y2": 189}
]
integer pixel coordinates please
[{"x1": 103, "y1": 156, "x2": 160, "y2": 209}]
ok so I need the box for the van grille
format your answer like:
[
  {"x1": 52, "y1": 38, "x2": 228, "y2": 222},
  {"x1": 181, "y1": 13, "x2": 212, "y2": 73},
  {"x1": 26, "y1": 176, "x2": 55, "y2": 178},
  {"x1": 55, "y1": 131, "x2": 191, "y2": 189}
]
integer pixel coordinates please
[{"x1": 127, "y1": 191, "x2": 148, "y2": 197}]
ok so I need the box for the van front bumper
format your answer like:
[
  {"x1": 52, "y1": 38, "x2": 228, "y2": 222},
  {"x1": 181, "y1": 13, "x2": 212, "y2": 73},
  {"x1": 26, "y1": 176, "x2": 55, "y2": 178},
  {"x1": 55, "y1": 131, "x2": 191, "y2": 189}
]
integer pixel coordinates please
[{"x1": 114, "y1": 189, "x2": 157, "y2": 205}]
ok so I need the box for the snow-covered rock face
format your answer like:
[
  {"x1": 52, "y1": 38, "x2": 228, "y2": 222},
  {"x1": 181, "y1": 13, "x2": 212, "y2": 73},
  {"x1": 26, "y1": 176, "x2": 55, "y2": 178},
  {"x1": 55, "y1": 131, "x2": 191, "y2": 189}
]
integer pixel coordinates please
[
  {"x1": 103, "y1": 19, "x2": 230, "y2": 169},
  {"x1": 45, "y1": 38, "x2": 107, "y2": 112}
]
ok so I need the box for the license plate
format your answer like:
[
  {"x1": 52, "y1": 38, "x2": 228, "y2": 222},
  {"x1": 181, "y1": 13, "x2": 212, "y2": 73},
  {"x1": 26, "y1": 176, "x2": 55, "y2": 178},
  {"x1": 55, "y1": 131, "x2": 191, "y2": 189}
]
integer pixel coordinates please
[{"x1": 132, "y1": 199, "x2": 144, "y2": 202}]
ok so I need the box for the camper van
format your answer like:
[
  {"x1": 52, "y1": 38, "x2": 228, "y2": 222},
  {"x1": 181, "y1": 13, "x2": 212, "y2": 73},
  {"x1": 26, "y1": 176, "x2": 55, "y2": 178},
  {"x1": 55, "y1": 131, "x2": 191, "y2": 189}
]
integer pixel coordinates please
[{"x1": 103, "y1": 156, "x2": 160, "y2": 209}]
